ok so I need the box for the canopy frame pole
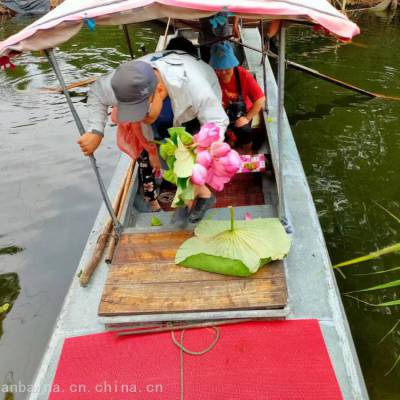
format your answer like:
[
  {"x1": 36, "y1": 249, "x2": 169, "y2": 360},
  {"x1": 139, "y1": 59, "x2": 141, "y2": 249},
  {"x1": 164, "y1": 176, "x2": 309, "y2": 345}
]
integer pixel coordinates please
[
  {"x1": 163, "y1": 18, "x2": 172, "y2": 50},
  {"x1": 122, "y1": 24, "x2": 134, "y2": 59},
  {"x1": 277, "y1": 24, "x2": 286, "y2": 222},
  {"x1": 260, "y1": 19, "x2": 268, "y2": 112},
  {"x1": 44, "y1": 49, "x2": 123, "y2": 238}
]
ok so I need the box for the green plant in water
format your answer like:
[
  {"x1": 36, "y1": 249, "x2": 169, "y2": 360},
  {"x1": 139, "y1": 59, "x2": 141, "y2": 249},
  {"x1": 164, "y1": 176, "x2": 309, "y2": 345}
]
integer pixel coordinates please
[
  {"x1": 338, "y1": 203, "x2": 400, "y2": 374},
  {"x1": 0, "y1": 246, "x2": 23, "y2": 256},
  {"x1": 0, "y1": 273, "x2": 20, "y2": 339},
  {"x1": 333, "y1": 243, "x2": 400, "y2": 269}
]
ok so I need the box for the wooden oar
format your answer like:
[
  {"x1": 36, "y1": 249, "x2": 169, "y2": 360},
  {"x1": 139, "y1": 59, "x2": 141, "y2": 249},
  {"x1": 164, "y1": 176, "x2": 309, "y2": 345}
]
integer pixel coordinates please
[
  {"x1": 104, "y1": 161, "x2": 135, "y2": 263},
  {"x1": 79, "y1": 161, "x2": 134, "y2": 286}
]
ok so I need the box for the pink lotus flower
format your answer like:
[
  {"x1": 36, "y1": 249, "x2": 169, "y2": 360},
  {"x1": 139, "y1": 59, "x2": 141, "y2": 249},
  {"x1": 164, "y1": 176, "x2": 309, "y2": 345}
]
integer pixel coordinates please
[
  {"x1": 217, "y1": 150, "x2": 241, "y2": 174},
  {"x1": 191, "y1": 163, "x2": 208, "y2": 186},
  {"x1": 193, "y1": 123, "x2": 220, "y2": 148},
  {"x1": 206, "y1": 170, "x2": 225, "y2": 192},
  {"x1": 210, "y1": 141, "x2": 230, "y2": 158},
  {"x1": 211, "y1": 159, "x2": 232, "y2": 178},
  {"x1": 196, "y1": 150, "x2": 212, "y2": 169},
  {"x1": 190, "y1": 123, "x2": 241, "y2": 192}
]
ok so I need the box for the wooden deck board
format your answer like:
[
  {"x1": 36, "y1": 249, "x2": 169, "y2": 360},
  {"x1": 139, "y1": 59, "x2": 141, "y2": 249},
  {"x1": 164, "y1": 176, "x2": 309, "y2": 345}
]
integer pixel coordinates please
[{"x1": 99, "y1": 231, "x2": 287, "y2": 317}]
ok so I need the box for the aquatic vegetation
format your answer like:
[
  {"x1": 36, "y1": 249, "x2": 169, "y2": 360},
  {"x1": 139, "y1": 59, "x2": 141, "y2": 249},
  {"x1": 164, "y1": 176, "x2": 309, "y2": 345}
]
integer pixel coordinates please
[
  {"x1": 0, "y1": 246, "x2": 23, "y2": 256},
  {"x1": 0, "y1": 273, "x2": 20, "y2": 339},
  {"x1": 0, "y1": 303, "x2": 10, "y2": 314},
  {"x1": 333, "y1": 243, "x2": 400, "y2": 269},
  {"x1": 336, "y1": 204, "x2": 400, "y2": 375}
]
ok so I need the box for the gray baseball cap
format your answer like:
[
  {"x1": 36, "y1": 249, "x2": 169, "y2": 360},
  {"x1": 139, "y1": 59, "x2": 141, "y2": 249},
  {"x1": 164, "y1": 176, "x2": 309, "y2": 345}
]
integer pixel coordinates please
[{"x1": 111, "y1": 60, "x2": 158, "y2": 122}]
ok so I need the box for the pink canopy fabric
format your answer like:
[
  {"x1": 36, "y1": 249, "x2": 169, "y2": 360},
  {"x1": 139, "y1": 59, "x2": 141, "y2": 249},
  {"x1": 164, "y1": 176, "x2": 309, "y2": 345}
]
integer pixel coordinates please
[{"x1": 0, "y1": 0, "x2": 360, "y2": 56}]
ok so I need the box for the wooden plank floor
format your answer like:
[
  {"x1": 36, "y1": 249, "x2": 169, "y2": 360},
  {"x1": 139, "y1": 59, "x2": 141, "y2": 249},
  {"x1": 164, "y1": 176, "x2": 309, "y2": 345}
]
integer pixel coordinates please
[{"x1": 99, "y1": 231, "x2": 288, "y2": 317}]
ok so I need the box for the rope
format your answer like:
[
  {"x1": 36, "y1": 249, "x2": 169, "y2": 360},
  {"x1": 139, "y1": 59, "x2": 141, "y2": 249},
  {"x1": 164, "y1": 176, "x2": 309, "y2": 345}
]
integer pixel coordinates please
[{"x1": 171, "y1": 327, "x2": 220, "y2": 400}]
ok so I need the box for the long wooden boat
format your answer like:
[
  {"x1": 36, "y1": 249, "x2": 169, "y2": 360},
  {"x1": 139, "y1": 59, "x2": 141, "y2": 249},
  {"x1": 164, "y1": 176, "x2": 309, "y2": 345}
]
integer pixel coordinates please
[{"x1": 0, "y1": 1, "x2": 368, "y2": 399}]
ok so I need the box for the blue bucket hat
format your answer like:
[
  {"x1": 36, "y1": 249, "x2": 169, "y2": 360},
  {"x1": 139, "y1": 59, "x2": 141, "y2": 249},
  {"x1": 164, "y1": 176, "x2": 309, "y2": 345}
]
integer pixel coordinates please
[{"x1": 209, "y1": 42, "x2": 239, "y2": 70}]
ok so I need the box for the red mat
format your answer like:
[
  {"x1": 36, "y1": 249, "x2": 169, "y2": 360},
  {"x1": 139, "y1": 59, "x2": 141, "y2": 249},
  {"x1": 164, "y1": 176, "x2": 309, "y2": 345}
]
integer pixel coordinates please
[{"x1": 49, "y1": 320, "x2": 343, "y2": 399}]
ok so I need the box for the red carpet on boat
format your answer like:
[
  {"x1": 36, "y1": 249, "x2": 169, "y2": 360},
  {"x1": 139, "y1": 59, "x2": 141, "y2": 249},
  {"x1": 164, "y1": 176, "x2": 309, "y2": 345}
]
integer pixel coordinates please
[{"x1": 49, "y1": 320, "x2": 342, "y2": 399}]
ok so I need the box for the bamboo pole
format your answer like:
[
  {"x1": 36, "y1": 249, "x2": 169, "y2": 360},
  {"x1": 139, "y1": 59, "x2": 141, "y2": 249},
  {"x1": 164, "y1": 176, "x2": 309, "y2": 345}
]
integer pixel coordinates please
[
  {"x1": 162, "y1": 18, "x2": 172, "y2": 50},
  {"x1": 79, "y1": 161, "x2": 134, "y2": 286},
  {"x1": 40, "y1": 76, "x2": 97, "y2": 93},
  {"x1": 104, "y1": 161, "x2": 135, "y2": 263},
  {"x1": 226, "y1": 38, "x2": 400, "y2": 101}
]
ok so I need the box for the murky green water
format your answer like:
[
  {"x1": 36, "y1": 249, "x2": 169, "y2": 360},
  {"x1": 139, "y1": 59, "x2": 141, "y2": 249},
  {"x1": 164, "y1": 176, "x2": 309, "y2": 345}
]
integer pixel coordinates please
[
  {"x1": 286, "y1": 12, "x2": 400, "y2": 400},
  {"x1": 0, "y1": 11, "x2": 399, "y2": 400}
]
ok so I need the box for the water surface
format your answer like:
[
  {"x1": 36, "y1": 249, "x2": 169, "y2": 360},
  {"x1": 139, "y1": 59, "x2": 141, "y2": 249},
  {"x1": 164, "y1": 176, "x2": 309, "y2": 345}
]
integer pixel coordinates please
[{"x1": 286, "y1": 12, "x2": 400, "y2": 399}]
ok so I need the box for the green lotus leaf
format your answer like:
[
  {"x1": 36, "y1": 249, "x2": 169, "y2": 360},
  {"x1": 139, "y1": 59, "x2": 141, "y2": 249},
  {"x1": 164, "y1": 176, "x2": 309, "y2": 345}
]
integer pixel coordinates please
[
  {"x1": 166, "y1": 156, "x2": 175, "y2": 171},
  {"x1": 160, "y1": 138, "x2": 176, "y2": 160},
  {"x1": 163, "y1": 169, "x2": 177, "y2": 185},
  {"x1": 174, "y1": 137, "x2": 195, "y2": 178},
  {"x1": 168, "y1": 127, "x2": 186, "y2": 145},
  {"x1": 179, "y1": 130, "x2": 193, "y2": 145},
  {"x1": 176, "y1": 217, "x2": 291, "y2": 276},
  {"x1": 172, "y1": 179, "x2": 194, "y2": 208}
]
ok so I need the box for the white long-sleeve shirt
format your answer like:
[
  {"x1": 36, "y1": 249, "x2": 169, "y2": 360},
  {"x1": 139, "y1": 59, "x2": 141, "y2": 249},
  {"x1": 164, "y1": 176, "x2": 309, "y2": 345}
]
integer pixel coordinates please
[{"x1": 86, "y1": 51, "x2": 229, "y2": 140}]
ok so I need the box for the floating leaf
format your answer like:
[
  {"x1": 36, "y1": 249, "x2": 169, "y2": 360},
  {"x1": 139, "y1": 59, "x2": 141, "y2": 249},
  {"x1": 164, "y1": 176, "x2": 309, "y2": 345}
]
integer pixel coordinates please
[
  {"x1": 174, "y1": 137, "x2": 195, "y2": 178},
  {"x1": 176, "y1": 209, "x2": 291, "y2": 276},
  {"x1": 150, "y1": 216, "x2": 163, "y2": 227}
]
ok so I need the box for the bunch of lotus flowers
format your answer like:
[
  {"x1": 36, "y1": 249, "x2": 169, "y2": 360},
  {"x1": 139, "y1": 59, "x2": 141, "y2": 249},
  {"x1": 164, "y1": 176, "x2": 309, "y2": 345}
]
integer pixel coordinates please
[{"x1": 191, "y1": 123, "x2": 241, "y2": 191}]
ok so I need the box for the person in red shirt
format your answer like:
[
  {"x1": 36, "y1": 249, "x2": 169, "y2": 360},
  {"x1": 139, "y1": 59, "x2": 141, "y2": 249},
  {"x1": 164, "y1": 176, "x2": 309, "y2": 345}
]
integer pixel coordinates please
[{"x1": 209, "y1": 42, "x2": 266, "y2": 153}]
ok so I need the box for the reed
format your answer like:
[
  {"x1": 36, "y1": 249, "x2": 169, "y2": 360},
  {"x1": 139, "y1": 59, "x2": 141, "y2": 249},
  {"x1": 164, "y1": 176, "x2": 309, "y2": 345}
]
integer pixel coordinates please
[{"x1": 338, "y1": 204, "x2": 400, "y2": 374}]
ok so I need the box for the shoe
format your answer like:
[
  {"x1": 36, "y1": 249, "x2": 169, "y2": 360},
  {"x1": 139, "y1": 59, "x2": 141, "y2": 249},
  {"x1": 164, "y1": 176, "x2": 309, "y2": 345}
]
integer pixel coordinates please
[
  {"x1": 188, "y1": 195, "x2": 216, "y2": 224},
  {"x1": 171, "y1": 206, "x2": 189, "y2": 229}
]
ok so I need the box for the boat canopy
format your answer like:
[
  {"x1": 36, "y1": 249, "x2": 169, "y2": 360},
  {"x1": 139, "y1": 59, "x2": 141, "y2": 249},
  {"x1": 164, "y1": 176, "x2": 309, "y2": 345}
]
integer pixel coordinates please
[{"x1": 0, "y1": 0, "x2": 360, "y2": 56}]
